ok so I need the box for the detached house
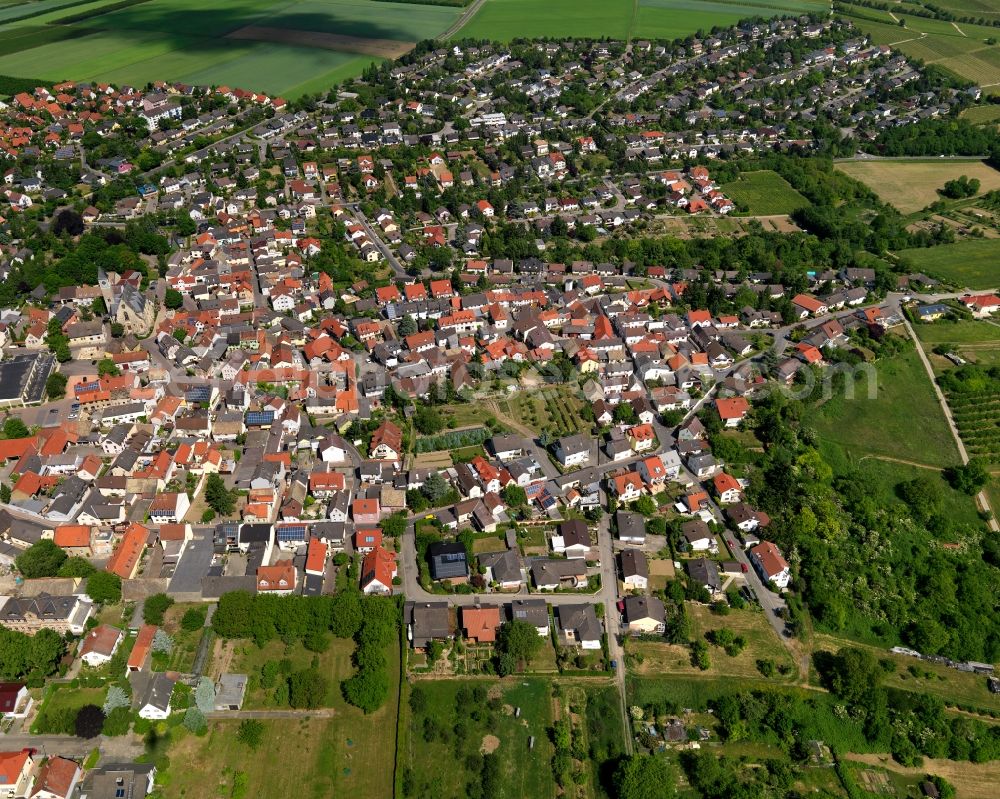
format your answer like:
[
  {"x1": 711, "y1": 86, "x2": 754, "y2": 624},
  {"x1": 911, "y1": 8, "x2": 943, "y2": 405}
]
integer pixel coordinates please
[{"x1": 750, "y1": 541, "x2": 791, "y2": 589}]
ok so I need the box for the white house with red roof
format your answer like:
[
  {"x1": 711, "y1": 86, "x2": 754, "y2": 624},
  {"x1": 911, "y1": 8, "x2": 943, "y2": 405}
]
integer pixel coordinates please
[{"x1": 750, "y1": 541, "x2": 791, "y2": 589}]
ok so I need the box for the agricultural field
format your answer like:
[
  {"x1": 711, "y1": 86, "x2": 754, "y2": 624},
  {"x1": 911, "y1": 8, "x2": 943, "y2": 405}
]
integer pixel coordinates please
[
  {"x1": 401, "y1": 678, "x2": 557, "y2": 799},
  {"x1": 808, "y1": 344, "x2": 963, "y2": 468},
  {"x1": 458, "y1": 0, "x2": 827, "y2": 42},
  {"x1": 721, "y1": 169, "x2": 810, "y2": 215},
  {"x1": 0, "y1": 0, "x2": 459, "y2": 96},
  {"x1": 895, "y1": 238, "x2": 1000, "y2": 288},
  {"x1": 839, "y1": 5, "x2": 1000, "y2": 88},
  {"x1": 836, "y1": 159, "x2": 1000, "y2": 215},
  {"x1": 945, "y1": 383, "x2": 1000, "y2": 462},
  {"x1": 961, "y1": 104, "x2": 1000, "y2": 124}
]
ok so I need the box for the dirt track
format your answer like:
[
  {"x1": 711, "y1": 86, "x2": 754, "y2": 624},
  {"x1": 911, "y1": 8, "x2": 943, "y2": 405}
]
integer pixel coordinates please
[{"x1": 226, "y1": 25, "x2": 415, "y2": 59}]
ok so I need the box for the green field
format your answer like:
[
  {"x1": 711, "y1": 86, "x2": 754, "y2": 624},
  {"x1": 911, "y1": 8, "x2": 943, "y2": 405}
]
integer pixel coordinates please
[
  {"x1": 161, "y1": 633, "x2": 400, "y2": 799},
  {"x1": 722, "y1": 170, "x2": 810, "y2": 215},
  {"x1": 961, "y1": 104, "x2": 1000, "y2": 124},
  {"x1": 0, "y1": 0, "x2": 459, "y2": 96},
  {"x1": 0, "y1": 0, "x2": 840, "y2": 95},
  {"x1": 896, "y1": 238, "x2": 1000, "y2": 289},
  {"x1": 162, "y1": 716, "x2": 388, "y2": 799},
  {"x1": 808, "y1": 344, "x2": 962, "y2": 468},
  {"x1": 458, "y1": 0, "x2": 827, "y2": 41},
  {"x1": 403, "y1": 678, "x2": 557, "y2": 799},
  {"x1": 840, "y1": 5, "x2": 1000, "y2": 89}
]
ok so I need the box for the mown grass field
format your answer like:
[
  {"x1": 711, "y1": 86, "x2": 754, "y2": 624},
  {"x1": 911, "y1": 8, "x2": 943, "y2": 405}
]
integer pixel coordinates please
[
  {"x1": 721, "y1": 169, "x2": 810, "y2": 215},
  {"x1": 809, "y1": 344, "x2": 962, "y2": 468},
  {"x1": 961, "y1": 104, "x2": 1000, "y2": 124},
  {"x1": 836, "y1": 159, "x2": 1000, "y2": 214},
  {"x1": 896, "y1": 238, "x2": 1000, "y2": 288}
]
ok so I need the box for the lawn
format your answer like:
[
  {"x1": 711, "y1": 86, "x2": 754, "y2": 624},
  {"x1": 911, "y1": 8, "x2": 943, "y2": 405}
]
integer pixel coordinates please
[
  {"x1": 31, "y1": 685, "x2": 106, "y2": 733},
  {"x1": 836, "y1": 159, "x2": 1000, "y2": 215},
  {"x1": 721, "y1": 170, "x2": 809, "y2": 216},
  {"x1": 808, "y1": 345, "x2": 962, "y2": 468},
  {"x1": 403, "y1": 678, "x2": 556, "y2": 799},
  {"x1": 896, "y1": 238, "x2": 1000, "y2": 289},
  {"x1": 628, "y1": 604, "x2": 798, "y2": 680}
]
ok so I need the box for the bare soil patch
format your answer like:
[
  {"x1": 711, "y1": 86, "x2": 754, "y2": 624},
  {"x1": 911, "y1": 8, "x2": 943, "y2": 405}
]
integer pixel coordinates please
[
  {"x1": 226, "y1": 25, "x2": 415, "y2": 59},
  {"x1": 480, "y1": 734, "x2": 500, "y2": 754}
]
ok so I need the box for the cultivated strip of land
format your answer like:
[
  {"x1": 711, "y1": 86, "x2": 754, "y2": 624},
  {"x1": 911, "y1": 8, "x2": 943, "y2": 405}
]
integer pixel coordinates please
[{"x1": 226, "y1": 25, "x2": 415, "y2": 59}]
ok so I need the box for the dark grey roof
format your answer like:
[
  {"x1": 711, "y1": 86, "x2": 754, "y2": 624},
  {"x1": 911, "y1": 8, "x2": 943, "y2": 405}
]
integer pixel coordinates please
[
  {"x1": 428, "y1": 541, "x2": 468, "y2": 580},
  {"x1": 557, "y1": 603, "x2": 602, "y2": 642}
]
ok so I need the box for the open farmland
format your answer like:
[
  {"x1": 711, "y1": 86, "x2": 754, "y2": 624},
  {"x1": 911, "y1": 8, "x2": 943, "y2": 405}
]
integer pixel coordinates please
[
  {"x1": 0, "y1": 0, "x2": 460, "y2": 96},
  {"x1": 839, "y1": 5, "x2": 1000, "y2": 89},
  {"x1": 457, "y1": 0, "x2": 828, "y2": 41},
  {"x1": 836, "y1": 159, "x2": 1000, "y2": 214},
  {"x1": 895, "y1": 238, "x2": 1000, "y2": 288}
]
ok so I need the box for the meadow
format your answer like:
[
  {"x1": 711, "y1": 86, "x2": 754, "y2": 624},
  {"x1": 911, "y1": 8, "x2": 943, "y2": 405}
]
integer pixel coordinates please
[
  {"x1": 836, "y1": 158, "x2": 1000, "y2": 214},
  {"x1": 721, "y1": 169, "x2": 810, "y2": 215},
  {"x1": 402, "y1": 678, "x2": 557, "y2": 799},
  {"x1": 808, "y1": 344, "x2": 962, "y2": 468},
  {"x1": 838, "y1": 4, "x2": 1000, "y2": 89},
  {"x1": 629, "y1": 604, "x2": 799, "y2": 680},
  {"x1": 161, "y1": 632, "x2": 400, "y2": 799},
  {"x1": 896, "y1": 237, "x2": 1000, "y2": 288},
  {"x1": 161, "y1": 716, "x2": 388, "y2": 799}
]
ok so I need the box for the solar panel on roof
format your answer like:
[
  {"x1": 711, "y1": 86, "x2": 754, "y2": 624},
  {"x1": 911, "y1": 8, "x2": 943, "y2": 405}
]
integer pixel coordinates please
[
  {"x1": 186, "y1": 386, "x2": 211, "y2": 402},
  {"x1": 277, "y1": 525, "x2": 306, "y2": 541},
  {"x1": 246, "y1": 411, "x2": 275, "y2": 426}
]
